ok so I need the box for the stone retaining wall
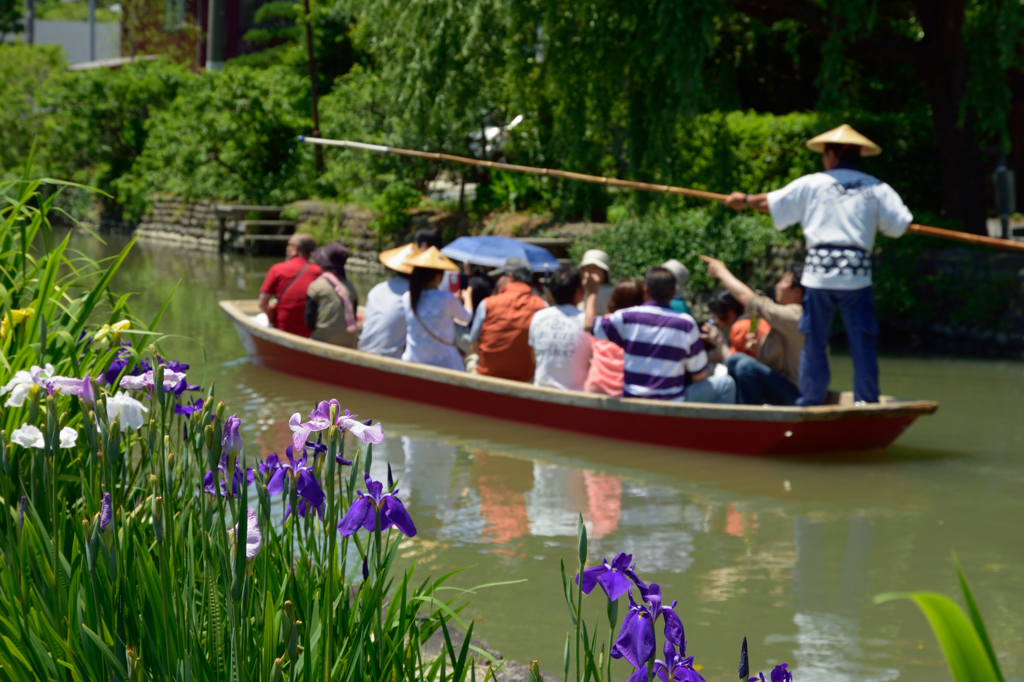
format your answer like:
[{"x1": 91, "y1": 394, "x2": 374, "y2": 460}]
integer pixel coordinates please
[{"x1": 135, "y1": 196, "x2": 224, "y2": 251}]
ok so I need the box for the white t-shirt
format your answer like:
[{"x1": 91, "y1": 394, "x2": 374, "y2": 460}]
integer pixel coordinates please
[
  {"x1": 528, "y1": 305, "x2": 592, "y2": 391},
  {"x1": 767, "y1": 169, "x2": 913, "y2": 290},
  {"x1": 358, "y1": 277, "x2": 409, "y2": 358}
]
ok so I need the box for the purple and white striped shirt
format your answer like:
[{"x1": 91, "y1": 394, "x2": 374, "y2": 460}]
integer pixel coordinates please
[{"x1": 592, "y1": 301, "x2": 707, "y2": 400}]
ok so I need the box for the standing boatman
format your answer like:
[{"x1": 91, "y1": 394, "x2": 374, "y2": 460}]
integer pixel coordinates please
[{"x1": 723, "y1": 124, "x2": 913, "y2": 406}]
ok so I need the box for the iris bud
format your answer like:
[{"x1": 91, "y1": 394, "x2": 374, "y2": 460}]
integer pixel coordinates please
[
  {"x1": 154, "y1": 365, "x2": 165, "y2": 403},
  {"x1": 152, "y1": 495, "x2": 164, "y2": 543},
  {"x1": 85, "y1": 517, "x2": 99, "y2": 571},
  {"x1": 215, "y1": 401, "x2": 227, "y2": 423}
]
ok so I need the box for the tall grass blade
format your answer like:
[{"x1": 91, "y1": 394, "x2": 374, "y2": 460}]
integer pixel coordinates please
[{"x1": 874, "y1": 591, "x2": 1000, "y2": 682}]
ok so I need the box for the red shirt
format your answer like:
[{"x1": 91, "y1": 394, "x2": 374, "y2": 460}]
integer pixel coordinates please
[{"x1": 260, "y1": 257, "x2": 322, "y2": 337}]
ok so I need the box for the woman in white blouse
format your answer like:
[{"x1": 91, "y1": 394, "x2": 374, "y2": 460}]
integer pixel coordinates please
[{"x1": 400, "y1": 247, "x2": 472, "y2": 371}]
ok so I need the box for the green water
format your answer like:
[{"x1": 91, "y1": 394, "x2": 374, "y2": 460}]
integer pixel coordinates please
[{"x1": 92, "y1": 232, "x2": 1024, "y2": 682}]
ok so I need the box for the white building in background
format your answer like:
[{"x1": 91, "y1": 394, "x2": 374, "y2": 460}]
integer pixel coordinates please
[{"x1": 6, "y1": 20, "x2": 120, "y2": 64}]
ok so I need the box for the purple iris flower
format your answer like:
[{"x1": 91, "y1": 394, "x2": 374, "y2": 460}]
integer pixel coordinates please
[
  {"x1": 264, "y1": 445, "x2": 326, "y2": 513},
  {"x1": 643, "y1": 584, "x2": 685, "y2": 652},
  {"x1": 611, "y1": 590, "x2": 657, "y2": 669},
  {"x1": 204, "y1": 431, "x2": 254, "y2": 497},
  {"x1": 175, "y1": 397, "x2": 204, "y2": 416},
  {"x1": 99, "y1": 492, "x2": 113, "y2": 533},
  {"x1": 103, "y1": 347, "x2": 152, "y2": 386},
  {"x1": 102, "y1": 347, "x2": 131, "y2": 385},
  {"x1": 289, "y1": 400, "x2": 336, "y2": 451},
  {"x1": 203, "y1": 465, "x2": 254, "y2": 497},
  {"x1": 120, "y1": 368, "x2": 188, "y2": 392},
  {"x1": 50, "y1": 375, "x2": 96, "y2": 403},
  {"x1": 157, "y1": 356, "x2": 190, "y2": 373},
  {"x1": 578, "y1": 552, "x2": 646, "y2": 601},
  {"x1": 222, "y1": 415, "x2": 243, "y2": 458},
  {"x1": 337, "y1": 412, "x2": 384, "y2": 444},
  {"x1": 336, "y1": 453, "x2": 353, "y2": 466},
  {"x1": 752, "y1": 665, "x2": 791, "y2": 682},
  {"x1": 337, "y1": 472, "x2": 416, "y2": 537},
  {"x1": 305, "y1": 440, "x2": 327, "y2": 458},
  {"x1": 171, "y1": 377, "x2": 202, "y2": 397},
  {"x1": 655, "y1": 641, "x2": 706, "y2": 682}
]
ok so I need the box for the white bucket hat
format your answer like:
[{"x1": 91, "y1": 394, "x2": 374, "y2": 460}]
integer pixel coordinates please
[
  {"x1": 579, "y1": 249, "x2": 611, "y2": 275},
  {"x1": 661, "y1": 259, "x2": 690, "y2": 288}
]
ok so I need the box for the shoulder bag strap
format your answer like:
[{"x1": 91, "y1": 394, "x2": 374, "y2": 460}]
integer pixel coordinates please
[
  {"x1": 276, "y1": 263, "x2": 310, "y2": 301},
  {"x1": 412, "y1": 302, "x2": 456, "y2": 347}
]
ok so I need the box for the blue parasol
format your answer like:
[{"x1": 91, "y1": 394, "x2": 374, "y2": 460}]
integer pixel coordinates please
[{"x1": 440, "y1": 236, "x2": 561, "y2": 272}]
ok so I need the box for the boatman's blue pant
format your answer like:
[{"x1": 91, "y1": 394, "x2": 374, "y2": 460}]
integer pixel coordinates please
[{"x1": 796, "y1": 286, "x2": 879, "y2": 406}]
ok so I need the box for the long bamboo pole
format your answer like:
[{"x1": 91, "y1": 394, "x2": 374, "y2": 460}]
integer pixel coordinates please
[{"x1": 299, "y1": 136, "x2": 1024, "y2": 254}]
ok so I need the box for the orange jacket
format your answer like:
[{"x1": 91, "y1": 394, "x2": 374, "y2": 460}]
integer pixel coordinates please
[
  {"x1": 476, "y1": 281, "x2": 547, "y2": 381},
  {"x1": 729, "y1": 317, "x2": 771, "y2": 358}
]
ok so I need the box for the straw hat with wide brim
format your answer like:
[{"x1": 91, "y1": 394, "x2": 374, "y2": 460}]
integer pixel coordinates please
[
  {"x1": 379, "y1": 243, "x2": 422, "y2": 275},
  {"x1": 402, "y1": 246, "x2": 460, "y2": 271},
  {"x1": 806, "y1": 124, "x2": 882, "y2": 157}
]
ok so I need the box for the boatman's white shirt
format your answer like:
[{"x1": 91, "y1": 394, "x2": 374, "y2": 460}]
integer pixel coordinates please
[{"x1": 767, "y1": 168, "x2": 913, "y2": 290}]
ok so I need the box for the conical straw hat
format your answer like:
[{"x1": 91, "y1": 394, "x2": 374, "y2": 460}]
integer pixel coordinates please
[
  {"x1": 379, "y1": 243, "x2": 421, "y2": 274},
  {"x1": 806, "y1": 124, "x2": 882, "y2": 157},
  {"x1": 402, "y1": 246, "x2": 460, "y2": 271}
]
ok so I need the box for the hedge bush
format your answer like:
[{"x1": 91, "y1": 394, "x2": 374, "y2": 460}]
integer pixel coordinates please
[
  {"x1": 0, "y1": 44, "x2": 64, "y2": 176},
  {"x1": 115, "y1": 66, "x2": 315, "y2": 220},
  {"x1": 569, "y1": 206, "x2": 794, "y2": 295},
  {"x1": 39, "y1": 58, "x2": 189, "y2": 215}
]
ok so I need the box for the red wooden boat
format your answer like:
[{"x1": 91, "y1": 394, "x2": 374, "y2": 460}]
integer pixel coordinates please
[{"x1": 222, "y1": 300, "x2": 937, "y2": 456}]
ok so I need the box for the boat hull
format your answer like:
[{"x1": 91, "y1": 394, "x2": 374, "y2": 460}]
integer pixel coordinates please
[{"x1": 221, "y1": 301, "x2": 936, "y2": 456}]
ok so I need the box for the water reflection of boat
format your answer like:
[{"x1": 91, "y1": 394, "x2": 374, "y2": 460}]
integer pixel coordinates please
[{"x1": 221, "y1": 300, "x2": 937, "y2": 456}]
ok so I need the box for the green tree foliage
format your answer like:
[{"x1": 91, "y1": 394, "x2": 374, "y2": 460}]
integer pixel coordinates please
[
  {"x1": 504, "y1": 0, "x2": 718, "y2": 215},
  {"x1": 0, "y1": 45, "x2": 64, "y2": 176},
  {"x1": 0, "y1": 0, "x2": 22, "y2": 41},
  {"x1": 729, "y1": 0, "x2": 1024, "y2": 233},
  {"x1": 38, "y1": 59, "x2": 189, "y2": 214},
  {"x1": 242, "y1": 0, "x2": 302, "y2": 47},
  {"x1": 569, "y1": 207, "x2": 789, "y2": 295},
  {"x1": 115, "y1": 66, "x2": 314, "y2": 220}
]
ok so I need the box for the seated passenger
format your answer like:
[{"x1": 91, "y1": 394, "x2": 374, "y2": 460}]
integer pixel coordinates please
[
  {"x1": 470, "y1": 257, "x2": 548, "y2": 382},
  {"x1": 358, "y1": 244, "x2": 419, "y2": 359},
  {"x1": 528, "y1": 265, "x2": 593, "y2": 391},
  {"x1": 401, "y1": 247, "x2": 472, "y2": 371},
  {"x1": 457, "y1": 264, "x2": 495, "y2": 372},
  {"x1": 258, "y1": 233, "x2": 321, "y2": 337},
  {"x1": 305, "y1": 242, "x2": 358, "y2": 348},
  {"x1": 577, "y1": 249, "x2": 613, "y2": 315},
  {"x1": 584, "y1": 278, "x2": 645, "y2": 396},
  {"x1": 701, "y1": 256, "x2": 805, "y2": 406},
  {"x1": 463, "y1": 264, "x2": 495, "y2": 315},
  {"x1": 414, "y1": 226, "x2": 460, "y2": 294},
  {"x1": 585, "y1": 267, "x2": 736, "y2": 403},
  {"x1": 661, "y1": 259, "x2": 692, "y2": 315},
  {"x1": 707, "y1": 289, "x2": 771, "y2": 359}
]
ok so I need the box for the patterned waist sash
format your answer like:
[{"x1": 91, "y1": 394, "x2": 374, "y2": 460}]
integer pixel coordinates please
[{"x1": 804, "y1": 244, "x2": 871, "y2": 278}]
